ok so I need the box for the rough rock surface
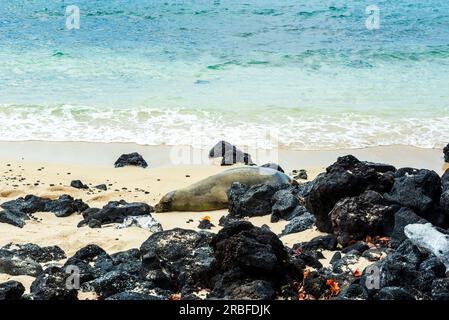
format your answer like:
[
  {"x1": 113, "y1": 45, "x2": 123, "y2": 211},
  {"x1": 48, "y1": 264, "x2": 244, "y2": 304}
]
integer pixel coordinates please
[
  {"x1": 1, "y1": 243, "x2": 66, "y2": 263},
  {"x1": 405, "y1": 223, "x2": 449, "y2": 274},
  {"x1": 280, "y1": 212, "x2": 315, "y2": 236},
  {"x1": 209, "y1": 221, "x2": 303, "y2": 299},
  {"x1": 114, "y1": 152, "x2": 148, "y2": 168},
  {"x1": 79, "y1": 200, "x2": 154, "y2": 228},
  {"x1": 227, "y1": 183, "x2": 278, "y2": 218},
  {"x1": 0, "y1": 194, "x2": 89, "y2": 227},
  {"x1": 0, "y1": 281, "x2": 25, "y2": 300},
  {"x1": 140, "y1": 228, "x2": 214, "y2": 292},
  {"x1": 384, "y1": 169, "x2": 445, "y2": 227},
  {"x1": 305, "y1": 155, "x2": 394, "y2": 233},
  {"x1": 209, "y1": 140, "x2": 254, "y2": 166},
  {"x1": 330, "y1": 190, "x2": 397, "y2": 246}
]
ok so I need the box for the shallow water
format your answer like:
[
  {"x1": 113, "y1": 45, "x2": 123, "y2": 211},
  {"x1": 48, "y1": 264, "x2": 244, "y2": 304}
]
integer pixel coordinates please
[{"x1": 0, "y1": 0, "x2": 448, "y2": 149}]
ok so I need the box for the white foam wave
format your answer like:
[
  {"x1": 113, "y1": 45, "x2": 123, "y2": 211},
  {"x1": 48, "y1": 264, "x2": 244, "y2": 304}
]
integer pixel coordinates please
[{"x1": 0, "y1": 104, "x2": 448, "y2": 150}]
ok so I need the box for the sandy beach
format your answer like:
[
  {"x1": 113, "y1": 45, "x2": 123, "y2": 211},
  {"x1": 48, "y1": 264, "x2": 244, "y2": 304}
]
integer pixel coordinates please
[{"x1": 1, "y1": 141, "x2": 447, "y2": 297}]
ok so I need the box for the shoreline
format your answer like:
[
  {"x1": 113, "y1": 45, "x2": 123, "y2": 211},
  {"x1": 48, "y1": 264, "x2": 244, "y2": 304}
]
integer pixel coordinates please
[{"x1": 0, "y1": 140, "x2": 447, "y2": 174}]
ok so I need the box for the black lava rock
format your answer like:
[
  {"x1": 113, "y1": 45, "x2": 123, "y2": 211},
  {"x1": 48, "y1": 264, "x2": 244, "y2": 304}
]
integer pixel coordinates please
[
  {"x1": 444, "y1": 143, "x2": 449, "y2": 163},
  {"x1": 0, "y1": 210, "x2": 26, "y2": 228},
  {"x1": 441, "y1": 169, "x2": 449, "y2": 218},
  {"x1": 1, "y1": 243, "x2": 66, "y2": 263},
  {"x1": 94, "y1": 184, "x2": 107, "y2": 191},
  {"x1": 280, "y1": 212, "x2": 315, "y2": 236},
  {"x1": 70, "y1": 180, "x2": 88, "y2": 189},
  {"x1": 106, "y1": 291, "x2": 164, "y2": 300},
  {"x1": 80, "y1": 200, "x2": 154, "y2": 227},
  {"x1": 378, "y1": 287, "x2": 415, "y2": 300},
  {"x1": 0, "y1": 255, "x2": 43, "y2": 277},
  {"x1": 63, "y1": 244, "x2": 114, "y2": 282},
  {"x1": 227, "y1": 183, "x2": 277, "y2": 218},
  {"x1": 0, "y1": 194, "x2": 89, "y2": 226},
  {"x1": 30, "y1": 267, "x2": 78, "y2": 300},
  {"x1": 431, "y1": 278, "x2": 449, "y2": 300},
  {"x1": 305, "y1": 155, "x2": 394, "y2": 233},
  {"x1": 209, "y1": 221, "x2": 303, "y2": 299},
  {"x1": 271, "y1": 189, "x2": 305, "y2": 221},
  {"x1": 260, "y1": 163, "x2": 284, "y2": 173},
  {"x1": 82, "y1": 270, "x2": 139, "y2": 298},
  {"x1": 0, "y1": 280, "x2": 25, "y2": 300},
  {"x1": 198, "y1": 219, "x2": 215, "y2": 230},
  {"x1": 384, "y1": 169, "x2": 446, "y2": 227},
  {"x1": 341, "y1": 241, "x2": 370, "y2": 254},
  {"x1": 336, "y1": 284, "x2": 368, "y2": 300},
  {"x1": 293, "y1": 169, "x2": 308, "y2": 180},
  {"x1": 209, "y1": 140, "x2": 254, "y2": 166},
  {"x1": 140, "y1": 228, "x2": 215, "y2": 292},
  {"x1": 114, "y1": 152, "x2": 148, "y2": 168},
  {"x1": 330, "y1": 190, "x2": 397, "y2": 246}
]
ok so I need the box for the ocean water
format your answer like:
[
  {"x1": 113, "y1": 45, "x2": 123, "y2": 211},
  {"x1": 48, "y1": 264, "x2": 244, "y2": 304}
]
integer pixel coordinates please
[{"x1": 0, "y1": 0, "x2": 449, "y2": 150}]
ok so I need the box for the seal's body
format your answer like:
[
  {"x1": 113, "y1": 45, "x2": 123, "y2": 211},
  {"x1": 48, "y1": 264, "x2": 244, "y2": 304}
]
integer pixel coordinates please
[{"x1": 155, "y1": 166, "x2": 291, "y2": 212}]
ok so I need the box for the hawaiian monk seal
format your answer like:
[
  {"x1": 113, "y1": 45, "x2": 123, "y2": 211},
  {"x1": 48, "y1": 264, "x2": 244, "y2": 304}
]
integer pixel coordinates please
[{"x1": 155, "y1": 166, "x2": 291, "y2": 212}]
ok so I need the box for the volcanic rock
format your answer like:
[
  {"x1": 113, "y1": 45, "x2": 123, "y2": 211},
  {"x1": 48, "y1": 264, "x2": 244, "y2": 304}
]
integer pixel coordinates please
[
  {"x1": 330, "y1": 190, "x2": 397, "y2": 246},
  {"x1": 114, "y1": 152, "x2": 148, "y2": 168},
  {"x1": 305, "y1": 155, "x2": 394, "y2": 233},
  {"x1": 280, "y1": 212, "x2": 315, "y2": 236},
  {"x1": 30, "y1": 267, "x2": 78, "y2": 300},
  {"x1": 444, "y1": 144, "x2": 449, "y2": 163},
  {"x1": 0, "y1": 280, "x2": 25, "y2": 300},
  {"x1": 70, "y1": 180, "x2": 88, "y2": 189},
  {"x1": 384, "y1": 169, "x2": 445, "y2": 227},
  {"x1": 80, "y1": 200, "x2": 154, "y2": 227},
  {"x1": 209, "y1": 140, "x2": 254, "y2": 166}
]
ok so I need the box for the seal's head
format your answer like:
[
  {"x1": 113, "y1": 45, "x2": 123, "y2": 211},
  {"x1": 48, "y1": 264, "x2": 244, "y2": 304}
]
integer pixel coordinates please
[{"x1": 155, "y1": 191, "x2": 176, "y2": 212}]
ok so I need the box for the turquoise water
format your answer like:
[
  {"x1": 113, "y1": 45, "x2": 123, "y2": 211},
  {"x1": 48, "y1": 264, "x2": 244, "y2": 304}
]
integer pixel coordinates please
[{"x1": 1, "y1": 0, "x2": 449, "y2": 149}]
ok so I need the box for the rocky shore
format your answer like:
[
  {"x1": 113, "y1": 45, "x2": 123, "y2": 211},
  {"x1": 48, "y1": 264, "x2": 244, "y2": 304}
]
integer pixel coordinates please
[{"x1": 1, "y1": 142, "x2": 449, "y2": 300}]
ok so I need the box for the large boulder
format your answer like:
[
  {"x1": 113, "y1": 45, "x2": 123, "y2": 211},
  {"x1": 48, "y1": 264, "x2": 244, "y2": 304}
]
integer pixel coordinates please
[
  {"x1": 305, "y1": 155, "x2": 394, "y2": 233},
  {"x1": 361, "y1": 240, "x2": 447, "y2": 299},
  {"x1": 384, "y1": 169, "x2": 445, "y2": 227},
  {"x1": 280, "y1": 212, "x2": 316, "y2": 236},
  {"x1": 0, "y1": 194, "x2": 89, "y2": 226},
  {"x1": 1, "y1": 243, "x2": 66, "y2": 263},
  {"x1": 271, "y1": 189, "x2": 306, "y2": 221},
  {"x1": 227, "y1": 183, "x2": 278, "y2": 218},
  {"x1": 140, "y1": 228, "x2": 215, "y2": 292},
  {"x1": 209, "y1": 140, "x2": 254, "y2": 166},
  {"x1": 209, "y1": 222, "x2": 302, "y2": 299},
  {"x1": 70, "y1": 180, "x2": 88, "y2": 189},
  {"x1": 0, "y1": 256, "x2": 43, "y2": 277},
  {"x1": 81, "y1": 270, "x2": 141, "y2": 298},
  {"x1": 63, "y1": 244, "x2": 115, "y2": 282},
  {"x1": 330, "y1": 190, "x2": 397, "y2": 246},
  {"x1": 114, "y1": 152, "x2": 148, "y2": 168}
]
